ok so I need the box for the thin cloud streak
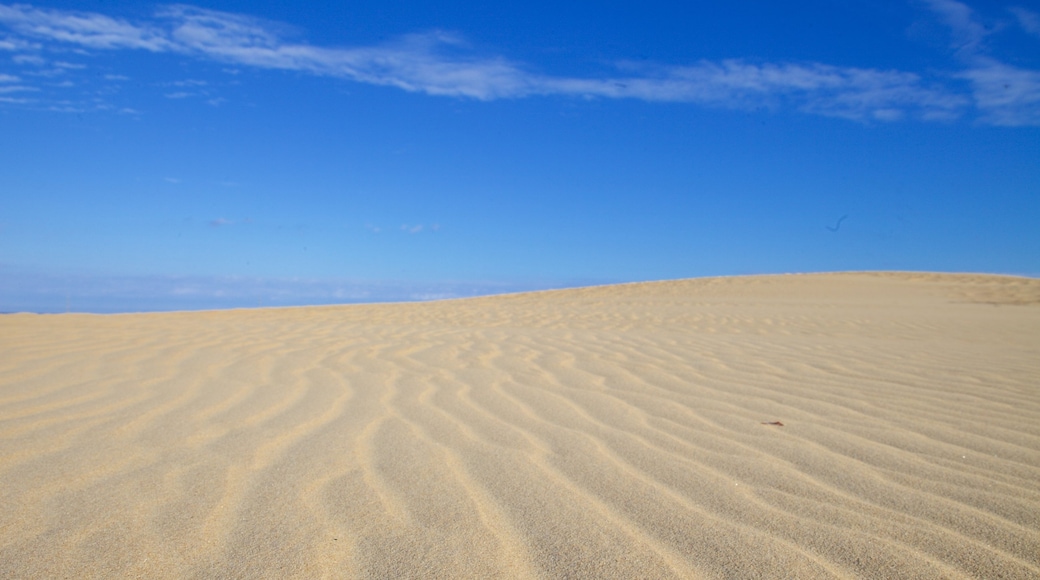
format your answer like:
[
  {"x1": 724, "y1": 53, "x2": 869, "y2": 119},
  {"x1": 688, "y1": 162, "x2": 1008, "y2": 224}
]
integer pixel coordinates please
[
  {"x1": 1011, "y1": 7, "x2": 1040, "y2": 37},
  {"x1": 0, "y1": 70, "x2": 32, "y2": 93},
  {"x1": 0, "y1": 3, "x2": 173, "y2": 50},
  {"x1": 0, "y1": 267, "x2": 591, "y2": 313},
  {"x1": 923, "y1": 0, "x2": 989, "y2": 54},
  {"x1": 540, "y1": 61, "x2": 966, "y2": 121},
  {"x1": 958, "y1": 58, "x2": 1040, "y2": 126},
  {"x1": 923, "y1": 0, "x2": 1040, "y2": 125},
  {"x1": 0, "y1": 2, "x2": 1037, "y2": 124}
]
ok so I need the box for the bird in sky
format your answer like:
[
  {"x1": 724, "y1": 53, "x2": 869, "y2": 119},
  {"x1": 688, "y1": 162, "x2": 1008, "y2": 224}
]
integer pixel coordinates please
[{"x1": 826, "y1": 214, "x2": 849, "y2": 232}]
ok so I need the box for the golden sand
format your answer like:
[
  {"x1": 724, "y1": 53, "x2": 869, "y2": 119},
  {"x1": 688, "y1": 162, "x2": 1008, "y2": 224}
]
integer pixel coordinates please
[{"x1": 1, "y1": 272, "x2": 1038, "y2": 578}]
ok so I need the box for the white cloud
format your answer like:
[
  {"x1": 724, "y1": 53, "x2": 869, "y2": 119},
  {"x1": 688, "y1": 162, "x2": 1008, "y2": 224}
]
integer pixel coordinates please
[
  {"x1": 0, "y1": 72, "x2": 34, "y2": 93},
  {"x1": 541, "y1": 60, "x2": 965, "y2": 120},
  {"x1": 923, "y1": 0, "x2": 1040, "y2": 126},
  {"x1": 0, "y1": 2, "x2": 1036, "y2": 124},
  {"x1": 922, "y1": 0, "x2": 989, "y2": 53},
  {"x1": 160, "y1": 79, "x2": 212, "y2": 100},
  {"x1": 1, "y1": 266, "x2": 579, "y2": 312},
  {"x1": 396, "y1": 223, "x2": 443, "y2": 234},
  {"x1": 958, "y1": 58, "x2": 1040, "y2": 125},
  {"x1": 0, "y1": 3, "x2": 172, "y2": 50},
  {"x1": 11, "y1": 52, "x2": 44, "y2": 65},
  {"x1": 1010, "y1": 7, "x2": 1040, "y2": 37},
  {"x1": 0, "y1": 35, "x2": 37, "y2": 50}
]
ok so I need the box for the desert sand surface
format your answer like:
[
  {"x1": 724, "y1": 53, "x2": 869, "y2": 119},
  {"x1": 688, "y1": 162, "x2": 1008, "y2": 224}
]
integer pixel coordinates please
[{"x1": 1, "y1": 272, "x2": 1039, "y2": 579}]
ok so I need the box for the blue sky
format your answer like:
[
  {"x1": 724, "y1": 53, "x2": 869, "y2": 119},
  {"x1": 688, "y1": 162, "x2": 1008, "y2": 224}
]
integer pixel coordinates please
[{"x1": 1, "y1": 0, "x2": 1038, "y2": 312}]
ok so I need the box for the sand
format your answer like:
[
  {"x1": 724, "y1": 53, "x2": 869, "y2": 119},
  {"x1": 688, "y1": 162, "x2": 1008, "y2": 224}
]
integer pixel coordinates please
[{"x1": 1, "y1": 272, "x2": 1038, "y2": 579}]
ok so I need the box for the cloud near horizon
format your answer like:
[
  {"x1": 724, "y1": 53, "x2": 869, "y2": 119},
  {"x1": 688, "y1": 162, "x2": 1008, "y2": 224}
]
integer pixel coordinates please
[
  {"x1": 0, "y1": 267, "x2": 584, "y2": 313},
  {"x1": 0, "y1": 1, "x2": 1038, "y2": 124}
]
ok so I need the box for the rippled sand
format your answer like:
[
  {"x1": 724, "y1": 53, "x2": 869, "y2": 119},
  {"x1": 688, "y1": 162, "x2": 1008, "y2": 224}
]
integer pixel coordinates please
[{"x1": 1, "y1": 272, "x2": 1038, "y2": 578}]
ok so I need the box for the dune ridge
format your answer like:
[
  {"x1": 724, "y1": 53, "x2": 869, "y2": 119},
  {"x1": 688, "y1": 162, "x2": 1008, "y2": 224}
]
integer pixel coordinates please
[{"x1": 1, "y1": 272, "x2": 1038, "y2": 578}]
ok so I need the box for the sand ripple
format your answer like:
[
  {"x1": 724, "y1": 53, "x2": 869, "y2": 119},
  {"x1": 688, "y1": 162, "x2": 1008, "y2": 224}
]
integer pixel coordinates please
[{"x1": 1, "y1": 273, "x2": 1038, "y2": 578}]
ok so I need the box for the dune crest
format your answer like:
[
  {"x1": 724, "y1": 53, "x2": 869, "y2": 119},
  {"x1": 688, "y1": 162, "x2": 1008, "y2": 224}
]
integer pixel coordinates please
[{"x1": 2, "y1": 272, "x2": 1039, "y2": 578}]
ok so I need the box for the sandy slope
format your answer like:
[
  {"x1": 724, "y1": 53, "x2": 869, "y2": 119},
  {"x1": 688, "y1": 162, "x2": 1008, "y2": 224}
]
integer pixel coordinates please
[{"x1": 1, "y1": 272, "x2": 1038, "y2": 579}]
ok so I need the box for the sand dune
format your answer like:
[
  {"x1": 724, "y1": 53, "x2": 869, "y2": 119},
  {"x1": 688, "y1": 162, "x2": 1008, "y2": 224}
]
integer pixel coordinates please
[{"x1": 1, "y1": 272, "x2": 1038, "y2": 578}]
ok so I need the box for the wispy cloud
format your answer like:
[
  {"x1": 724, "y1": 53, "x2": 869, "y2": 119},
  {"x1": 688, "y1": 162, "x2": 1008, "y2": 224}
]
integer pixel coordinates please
[
  {"x1": 0, "y1": 2, "x2": 1037, "y2": 124},
  {"x1": 957, "y1": 57, "x2": 1040, "y2": 125},
  {"x1": 923, "y1": 0, "x2": 1040, "y2": 125},
  {"x1": 0, "y1": 35, "x2": 37, "y2": 51},
  {"x1": 0, "y1": 71, "x2": 33, "y2": 93},
  {"x1": 0, "y1": 266, "x2": 582, "y2": 312},
  {"x1": 398, "y1": 223, "x2": 442, "y2": 234},
  {"x1": 545, "y1": 60, "x2": 966, "y2": 121},
  {"x1": 922, "y1": 0, "x2": 989, "y2": 54},
  {"x1": 1010, "y1": 7, "x2": 1040, "y2": 38},
  {"x1": 0, "y1": 3, "x2": 173, "y2": 50},
  {"x1": 11, "y1": 52, "x2": 44, "y2": 65},
  {"x1": 160, "y1": 78, "x2": 211, "y2": 100}
]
